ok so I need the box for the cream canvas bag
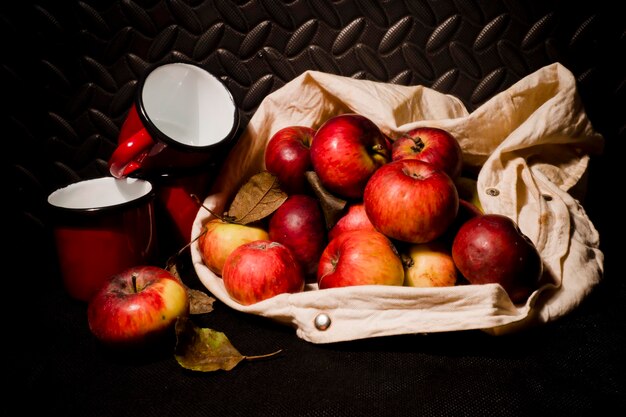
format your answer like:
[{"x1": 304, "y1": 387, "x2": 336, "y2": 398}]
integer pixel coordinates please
[{"x1": 191, "y1": 63, "x2": 604, "y2": 343}]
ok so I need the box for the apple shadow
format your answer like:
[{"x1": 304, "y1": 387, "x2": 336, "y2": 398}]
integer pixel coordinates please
[{"x1": 94, "y1": 328, "x2": 179, "y2": 365}]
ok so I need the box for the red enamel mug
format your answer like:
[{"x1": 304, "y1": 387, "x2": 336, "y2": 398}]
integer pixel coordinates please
[
  {"x1": 109, "y1": 62, "x2": 239, "y2": 179},
  {"x1": 48, "y1": 177, "x2": 157, "y2": 302}
]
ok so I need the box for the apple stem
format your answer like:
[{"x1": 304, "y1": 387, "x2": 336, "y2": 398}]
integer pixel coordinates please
[
  {"x1": 165, "y1": 227, "x2": 208, "y2": 272},
  {"x1": 400, "y1": 253, "x2": 414, "y2": 268},
  {"x1": 190, "y1": 194, "x2": 234, "y2": 223},
  {"x1": 411, "y1": 136, "x2": 425, "y2": 153},
  {"x1": 131, "y1": 273, "x2": 138, "y2": 293},
  {"x1": 371, "y1": 143, "x2": 391, "y2": 160},
  {"x1": 402, "y1": 167, "x2": 423, "y2": 180},
  {"x1": 372, "y1": 143, "x2": 386, "y2": 153}
]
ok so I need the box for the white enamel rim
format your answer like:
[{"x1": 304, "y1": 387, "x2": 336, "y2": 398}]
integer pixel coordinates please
[
  {"x1": 48, "y1": 177, "x2": 153, "y2": 211},
  {"x1": 140, "y1": 62, "x2": 238, "y2": 148}
]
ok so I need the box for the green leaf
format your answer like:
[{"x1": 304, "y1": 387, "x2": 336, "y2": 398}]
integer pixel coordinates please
[
  {"x1": 175, "y1": 316, "x2": 245, "y2": 371},
  {"x1": 227, "y1": 171, "x2": 287, "y2": 224},
  {"x1": 174, "y1": 316, "x2": 282, "y2": 372}
]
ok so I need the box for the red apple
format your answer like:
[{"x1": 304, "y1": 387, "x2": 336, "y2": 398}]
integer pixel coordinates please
[
  {"x1": 264, "y1": 126, "x2": 316, "y2": 194},
  {"x1": 87, "y1": 265, "x2": 189, "y2": 347},
  {"x1": 268, "y1": 194, "x2": 326, "y2": 282},
  {"x1": 317, "y1": 229, "x2": 404, "y2": 289},
  {"x1": 327, "y1": 202, "x2": 376, "y2": 242},
  {"x1": 198, "y1": 218, "x2": 269, "y2": 276},
  {"x1": 363, "y1": 159, "x2": 459, "y2": 244},
  {"x1": 310, "y1": 113, "x2": 390, "y2": 199},
  {"x1": 402, "y1": 241, "x2": 457, "y2": 287},
  {"x1": 392, "y1": 127, "x2": 463, "y2": 179},
  {"x1": 222, "y1": 240, "x2": 305, "y2": 305},
  {"x1": 451, "y1": 214, "x2": 543, "y2": 303}
]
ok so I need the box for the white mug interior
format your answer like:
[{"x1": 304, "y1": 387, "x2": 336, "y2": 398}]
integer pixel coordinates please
[
  {"x1": 48, "y1": 177, "x2": 153, "y2": 210},
  {"x1": 141, "y1": 63, "x2": 236, "y2": 148}
]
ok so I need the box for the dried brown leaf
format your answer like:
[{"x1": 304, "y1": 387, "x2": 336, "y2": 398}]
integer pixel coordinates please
[
  {"x1": 305, "y1": 171, "x2": 347, "y2": 230},
  {"x1": 227, "y1": 171, "x2": 288, "y2": 224},
  {"x1": 165, "y1": 250, "x2": 214, "y2": 315},
  {"x1": 165, "y1": 257, "x2": 182, "y2": 281},
  {"x1": 188, "y1": 288, "x2": 215, "y2": 315}
]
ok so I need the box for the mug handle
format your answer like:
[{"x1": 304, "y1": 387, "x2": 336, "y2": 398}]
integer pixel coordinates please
[{"x1": 109, "y1": 128, "x2": 154, "y2": 178}]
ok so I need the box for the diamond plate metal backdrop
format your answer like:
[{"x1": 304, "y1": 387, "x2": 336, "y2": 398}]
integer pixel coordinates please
[{"x1": 3, "y1": 0, "x2": 624, "y2": 283}]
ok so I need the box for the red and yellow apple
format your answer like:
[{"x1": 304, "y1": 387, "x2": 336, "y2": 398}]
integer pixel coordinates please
[
  {"x1": 402, "y1": 241, "x2": 457, "y2": 287},
  {"x1": 198, "y1": 218, "x2": 269, "y2": 276},
  {"x1": 392, "y1": 127, "x2": 463, "y2": 180},
  {"x1": 264, "y1": 126, "x2": 316, "y2": 194},
  {"x1": 87, "y1": 265, "x2": 189, "y2": 347},
  {"x1": 317, "y1": 229, "x2": 404, "y2": 289},
  {"x1": 268, "y1": 194, "x2": 327, "y2": 282},
  {"x1": 310, "y1": 113, "x2": 390, "y2": 199},
  {"x1": 363, "y1": 159, "x2": 459, "y2": 244},
  {"x1": 451, "y1": 214, "x2": 543, "y2": 303},
  {"x1": 222, "y1": 240, "x2": 305, "y2": 305}
]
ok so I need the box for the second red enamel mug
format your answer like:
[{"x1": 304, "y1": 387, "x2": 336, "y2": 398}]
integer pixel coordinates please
[{"x1": 109, "y1": 62, "x2": 240, "y2": 179}]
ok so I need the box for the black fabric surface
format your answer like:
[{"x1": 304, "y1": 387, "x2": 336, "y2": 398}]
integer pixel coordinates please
[
  {"x1": 10, "y1": 251, "x2": 626, "y2": 416},
  {"x1": 4, "y1": 1, "x2": 626, "y2": 416}
]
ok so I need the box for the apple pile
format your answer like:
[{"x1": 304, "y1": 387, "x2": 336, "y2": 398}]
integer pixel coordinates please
[{"x1": 199, "y1": 113, "x2": 543, "y2": 306}]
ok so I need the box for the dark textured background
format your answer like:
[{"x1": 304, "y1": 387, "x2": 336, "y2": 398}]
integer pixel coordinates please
[{"x1": 4, "y1": 1, "x2": 625, "y2": 416}]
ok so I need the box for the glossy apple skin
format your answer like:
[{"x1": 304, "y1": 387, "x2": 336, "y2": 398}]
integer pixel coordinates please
[
  {"x1": 327, "y1": 202, "x2": 376, "y2": 242},
  {"x1": 310, "y1": 113, "x2": 390, "y2": 199},
  {"x1": 392, "y1": 127, "x2": 463, "y2": 180},
  {"x1": 222, "y1": 240, "x2": 305, "y2": 305},
  {"x1": 402, "y1": 241, "x2": 457, "y2": 287},
  {"x1": 317, "y1": 230, "x2": 404, "y2": 289},
  {"x1": 198, "y1": 218, "x2": 269, "y2": 276},
  {"x1": 451, "y1": 214, "x2": 543, "y2": 303},
  {"x1": 264, "y1": 126, "x2": 316, "y2": 194},
  {"x1": 364, "y1": 159, "x2": 459, "y2": 244},
  {"x1": 269, "y1": 194, "x2": 326, "y2": 282},
  {"x1": 87, "y1": 265, "x2": 189, "y2": 347}
]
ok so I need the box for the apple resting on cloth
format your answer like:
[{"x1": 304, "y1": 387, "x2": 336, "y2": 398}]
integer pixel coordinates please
[
  {"x1": 198, "y1": 218, "x2": 269, "y2": 276},
  {"x1": 310, "y1": 113, "x2": 390, "y2": 199},
  {"x1": 264, "y1": 126, "x2": 316, "y2": 194},
  {"x1": 391, "y1": 127, "x2": 463, "y2": 180},
  {"x1": 451, "y1": 214, "x2": 543, "y2": 304},
  {"x1": 87, "y1": 265, "x2": 189, "y2": 347},
  {"x1": 222, "y1": 240, "x2": 305, "y2": 305},
  {"x1": 402, "y1": 241, "x2": 458, "y2": 287},
  {"x1": 317, "y1": 229, "x2": 404, "y2": 289},
  {"x1": 269, "y1": 194, "x2": 327, "y2": 282},
  {"x1": 364, "y1": 159, "x2": 459, "y2": 244}
]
